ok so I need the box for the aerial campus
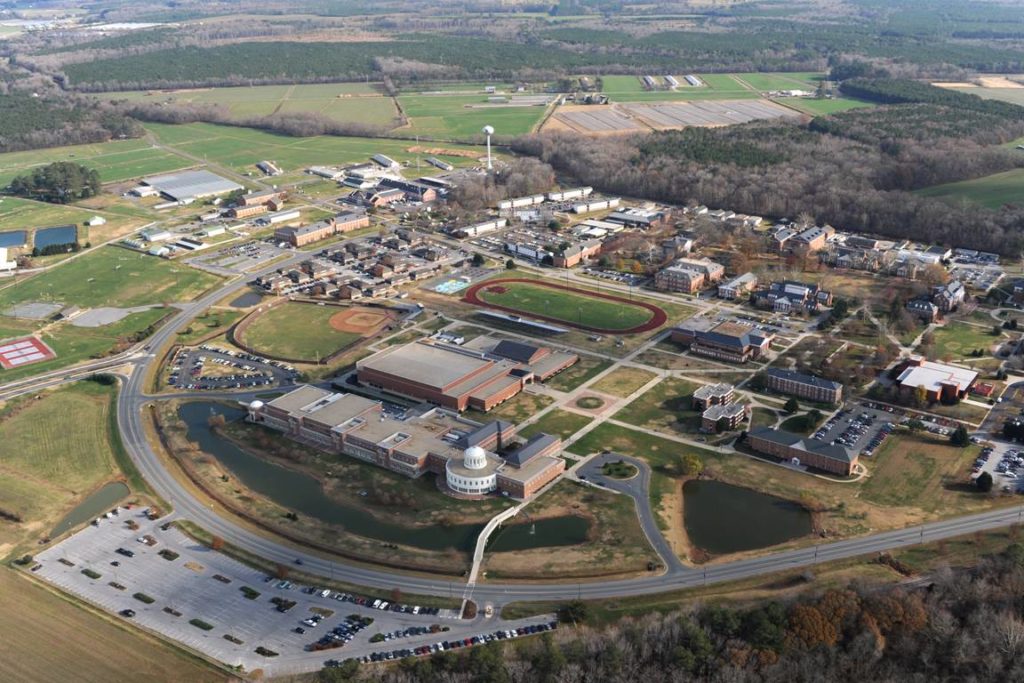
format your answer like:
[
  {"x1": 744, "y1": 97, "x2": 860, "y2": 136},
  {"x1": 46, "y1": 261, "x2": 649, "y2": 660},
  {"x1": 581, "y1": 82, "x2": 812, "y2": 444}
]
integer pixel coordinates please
[{"x1": 5, "y1": 2, "x2": 1024, "y2": 682}]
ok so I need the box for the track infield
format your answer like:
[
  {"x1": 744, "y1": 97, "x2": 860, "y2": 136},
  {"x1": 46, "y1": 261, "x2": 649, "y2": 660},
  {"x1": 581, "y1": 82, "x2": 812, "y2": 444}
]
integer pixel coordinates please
[{"x1": 462, "y1": 278, "x2": 666, "y2": 334}]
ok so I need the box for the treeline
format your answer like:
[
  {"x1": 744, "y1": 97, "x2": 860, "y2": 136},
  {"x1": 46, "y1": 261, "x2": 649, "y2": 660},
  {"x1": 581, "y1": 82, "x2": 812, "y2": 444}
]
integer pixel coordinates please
[
  {"x1": 0, "y1": 91, "x2": 142, "y2": 153},
  {"x1": 323, "y1": 543, "x2": 1024, "y2": 682}
]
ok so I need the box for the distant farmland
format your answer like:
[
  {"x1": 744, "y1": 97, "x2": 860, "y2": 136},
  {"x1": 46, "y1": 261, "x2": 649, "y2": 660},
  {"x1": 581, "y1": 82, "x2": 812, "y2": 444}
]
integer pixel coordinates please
[{"x1": 916, "y1": 168, "x2": 1024, "y2": 209}]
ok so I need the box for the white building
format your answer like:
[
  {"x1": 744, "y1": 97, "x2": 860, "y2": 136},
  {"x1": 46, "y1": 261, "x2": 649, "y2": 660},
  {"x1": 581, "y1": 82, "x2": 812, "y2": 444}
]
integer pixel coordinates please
[
  {"x1": 446, "y1": 445, "x2": 501, "y2": 496},
  {"x1": 0, "y1": 247, "x2": 16, "y2": 272}
]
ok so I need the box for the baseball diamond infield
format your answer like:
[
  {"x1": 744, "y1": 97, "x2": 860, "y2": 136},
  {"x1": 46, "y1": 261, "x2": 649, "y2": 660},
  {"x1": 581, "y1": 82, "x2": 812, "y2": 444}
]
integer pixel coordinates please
[{"x1": 462, "y1": 278, "x2": 667, "y2": 334}]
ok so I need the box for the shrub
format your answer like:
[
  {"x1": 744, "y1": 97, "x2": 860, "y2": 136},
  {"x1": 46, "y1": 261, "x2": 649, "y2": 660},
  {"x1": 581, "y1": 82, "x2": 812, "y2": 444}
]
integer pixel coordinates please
[
  {"x1": 81, "y1": 568, "x2": 102, "y2": 580},
  {"x1": 189, "y1": 618, "x2": 214, "y2": 631},
  {"x1": 240, "y1": 586, "x2": 261, "y2": 600},
  {"x1": 133, "y1": 592, "x2": 155, "y2": 604}
]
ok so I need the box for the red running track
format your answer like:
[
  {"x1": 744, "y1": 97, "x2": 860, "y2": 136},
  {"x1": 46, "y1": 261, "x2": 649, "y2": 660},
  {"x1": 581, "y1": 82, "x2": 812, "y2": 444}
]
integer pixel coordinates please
[{"x1": 462, "y1": 278, "x2": 668, "y2": 335}]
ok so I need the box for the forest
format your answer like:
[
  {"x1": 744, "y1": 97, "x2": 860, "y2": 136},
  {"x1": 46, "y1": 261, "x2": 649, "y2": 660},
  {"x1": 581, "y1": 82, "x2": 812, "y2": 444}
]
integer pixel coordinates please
[
  {"x1": 515, "y1": 80, "x2": 1024, "y2": 254},
  {"x1": 318, "y1": 543, "x2": 1024, "y2": 682},
  {"x1": 0, "y1": 91, "x2": 143, "y2": 153}
]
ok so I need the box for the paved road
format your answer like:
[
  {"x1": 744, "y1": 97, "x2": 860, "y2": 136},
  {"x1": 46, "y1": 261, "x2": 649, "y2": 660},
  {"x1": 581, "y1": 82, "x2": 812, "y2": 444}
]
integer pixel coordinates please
[{"x1": 7, "y1": 244, "x2": 1024, "y2": 615}]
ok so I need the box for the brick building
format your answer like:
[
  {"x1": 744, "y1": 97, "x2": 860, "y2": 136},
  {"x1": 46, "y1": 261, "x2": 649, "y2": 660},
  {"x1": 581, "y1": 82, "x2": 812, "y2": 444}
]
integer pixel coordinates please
[
  {"x1": 747, "y1": 427, "x2": 859, "y2": 476},
  {"x1": 765, "y1": 368, "x2": 843, "y2": 404}
]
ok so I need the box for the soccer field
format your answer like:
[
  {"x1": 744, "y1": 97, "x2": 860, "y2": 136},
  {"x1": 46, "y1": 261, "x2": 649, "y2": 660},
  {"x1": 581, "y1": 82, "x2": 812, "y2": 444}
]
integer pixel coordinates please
[{"x1": 466, "y1": 279, "x2": 665, "y2": 333}]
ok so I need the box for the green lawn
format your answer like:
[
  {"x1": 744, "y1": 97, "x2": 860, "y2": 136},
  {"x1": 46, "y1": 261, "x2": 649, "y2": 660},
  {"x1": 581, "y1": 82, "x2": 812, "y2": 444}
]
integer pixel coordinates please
[
  {"x1": 475, "y1": 281, "x2": 655, "y2": 331},
  {"x1": 240, "y1": 303, "x2": 362, "y2": 361},
  {"x1": 0, "y1": 197, "x2": 146, "y2": 245},
  {"x1": 397, "y1": 94, "x2": 547, "y2": 139},
  {"x1": 613, "y1": 376, "x2": 702, "y2": 434},
  {"x1": 916, "y1": 168, "x2": 1024, "y2": 209},
  {"x1": 0, "y1": 246, "x2": 220, "y2": 310},
  {"x1": 734, "y1": 72, "x2": 823, "y2": 90},
  {"x1": 518, "y1": 409, "x2": 592, "y2": 441},
  {"x1": 922, "y1": 321, "x2": 1002, "y2": 358}
]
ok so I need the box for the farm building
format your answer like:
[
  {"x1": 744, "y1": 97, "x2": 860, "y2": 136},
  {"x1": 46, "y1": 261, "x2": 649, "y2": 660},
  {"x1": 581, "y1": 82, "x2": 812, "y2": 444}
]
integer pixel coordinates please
[{"x1": 139, "y1": 170, "x2": 242, "y2": 203}]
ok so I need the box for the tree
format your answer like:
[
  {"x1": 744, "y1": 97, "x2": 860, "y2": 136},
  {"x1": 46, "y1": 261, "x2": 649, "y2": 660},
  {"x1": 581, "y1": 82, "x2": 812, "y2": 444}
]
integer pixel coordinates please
[
  {"x1": 9, "y1": 161, "x2": 101, "y2": 204},
  {"x1": 680, "y1": 452, "x2": 704, "y2": 475},
  {"x1": 949, "y1": 425, "x2": 971, "y2": 447},
  {"x1": 505, "y1": 258, "x2": 516, "y2": 270},
  {"x1": 784, "y1": 397, "x2": 799, "y2": 414},
  {"x1": 993, "y1": 324, "x2": 1003, "y2": 336},
  {"x1": 907, "y1": 418, "x2": 925, "y2": 432},
  {"x1": 471, "y1": 252, "x2": 485, "y2": 267},
  {"x1": 558, "y1": 600, "x2": 591, "y2": 624},
  {"x1": 976, "y1": 471, "x2": 994, "y2": 493}
]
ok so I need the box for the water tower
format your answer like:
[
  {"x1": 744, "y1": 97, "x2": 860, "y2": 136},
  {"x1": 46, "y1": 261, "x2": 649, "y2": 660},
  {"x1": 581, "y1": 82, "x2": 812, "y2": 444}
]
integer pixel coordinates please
[{"x1": 482, "y1": 125, "x2": 494, "y2": 171}]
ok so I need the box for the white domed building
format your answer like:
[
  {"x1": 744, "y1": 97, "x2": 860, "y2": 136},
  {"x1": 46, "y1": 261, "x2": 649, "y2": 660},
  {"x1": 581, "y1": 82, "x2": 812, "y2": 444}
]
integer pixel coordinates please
[{"x1": 446, "y1": 445, "x2": 501, "y2": 496}]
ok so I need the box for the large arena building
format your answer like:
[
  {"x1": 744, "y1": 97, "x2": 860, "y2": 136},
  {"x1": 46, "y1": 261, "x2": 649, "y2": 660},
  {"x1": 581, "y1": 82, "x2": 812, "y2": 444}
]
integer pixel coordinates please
[
  {"x1": 356, "y1": 338, "x2": 577, "y2": 412},
  {"x1": 248, "y1": 385, "x2": 564, "y2": 499}
]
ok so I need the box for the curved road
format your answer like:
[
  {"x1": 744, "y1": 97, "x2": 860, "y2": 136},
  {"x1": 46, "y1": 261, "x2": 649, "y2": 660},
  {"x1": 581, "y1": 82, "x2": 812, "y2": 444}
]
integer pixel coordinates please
[{"x1": 7, "y1": 250, "x2": 1024, "y2": 610}]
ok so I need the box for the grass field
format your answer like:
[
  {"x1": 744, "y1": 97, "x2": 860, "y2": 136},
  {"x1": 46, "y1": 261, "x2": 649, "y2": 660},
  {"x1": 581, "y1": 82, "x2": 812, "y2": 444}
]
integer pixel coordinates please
[
  {"x1": 0, "y1": 569, "x2": 226, "y2": 682},
  {"x1": 398, "y1": 94, "x2": 548, "y2": 138},
  {"x1": 0, "y1": 197, "x2": 147, "y2": 245},
  {"x1": 782, "y1": 97, "x2": 874, "y2": 115},
  {"x1": 922, "y1": 321, "x2": 1001, "y2": 358},
  {"x1": 589, "y1": 366, "x2": 659, "y2": 398},
  {"x1": 0, "y1": 138, "x2": 192, "y2": 187},
  {"x1": 518, "y1": 409, "x2": 593, "y2": 441},
  {"x1": 916, "y1": 167, "x2": 1024, "y2": 209},
  {"x1": 144, "y1": 122, "x2": 488, "y2": 175},
  {"x1": 240, "y1": 302, "x2": 363, "y2": 361},
  {"x1": 473, "y1": 281, "x2": 655, "y2": 331},
  {"x1": 860, "y1": 432, "x2": 980, "y2": 510},
  {"x1": 0, "y1": 246, "x2": 220, "y2": 310},
  {"x1": 544, "y1": 355, "x2": 612, "y2": 392},
  {"x1": 613, "y1": 377, "x2": 702, "y2": 434},
  {"x1": 469, "y1": 391, "x2": 554, "y2": 424},
  {"x1": 0, "y1": 382, "x2": 127, "y2": 551}
]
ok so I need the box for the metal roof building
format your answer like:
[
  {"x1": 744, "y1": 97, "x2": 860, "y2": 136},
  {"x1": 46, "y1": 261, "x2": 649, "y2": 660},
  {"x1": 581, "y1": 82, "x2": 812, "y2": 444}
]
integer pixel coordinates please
[{"x1": 142, "y1": 170, "x2": 242, "y2": 203}]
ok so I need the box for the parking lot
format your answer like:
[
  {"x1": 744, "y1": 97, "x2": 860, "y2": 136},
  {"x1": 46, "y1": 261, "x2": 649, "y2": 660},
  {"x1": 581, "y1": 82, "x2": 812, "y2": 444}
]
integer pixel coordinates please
[
  {"x1": 33, "y1": 508, "x2": 554, "y2": 675},
  {"x1": 972, "y1": 441, "x2": 1024, "y2": 494},
  {"x1": 189, "y1": 241, "x2": 287, "y2": 275},
  {"x1": 811, "y1": 404, "x2": 896, "y2": 457},
  {"x1": 167, "y1": 345, "x2": 298, "y2": 391}
]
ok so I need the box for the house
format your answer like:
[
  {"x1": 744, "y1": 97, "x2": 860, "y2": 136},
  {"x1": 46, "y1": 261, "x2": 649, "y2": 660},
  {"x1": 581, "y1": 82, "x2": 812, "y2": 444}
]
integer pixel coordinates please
[{"x1": 717, "y1": 272, "x2": 758, "y2": 300}]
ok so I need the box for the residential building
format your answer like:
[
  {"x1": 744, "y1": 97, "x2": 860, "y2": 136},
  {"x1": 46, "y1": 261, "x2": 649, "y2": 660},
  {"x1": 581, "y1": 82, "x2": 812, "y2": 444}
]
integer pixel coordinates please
[
  {"x1": 275, "y1": 219, "x2": 337, "y2": 248},
  {"x1": 895, "y1": 357, "x2": 978, "y2": 402},
  {"x1": 717, "y1": 272, "x2": 758, "y2": 300},
  {"x1": 554, "y1": 239, "x2": 603, "y2": 268},
  {"x1": 701, "y1": 403, "x2": 749, "y2": 433},
  {"x1": 229, "y1": 204, "x2": 269, "y2": 219},
  {"x1": 655, "y1": 257, "x2": 724, "y2": 293},
  {"x1": 692, "y1": 383, "x2": 735, "y2": 411},
  {"x1": 765, "y1": 368, "x2": 843, "y2": 404},
  {"x1": 671, "y1": 319, "x2": 774, "y2": 364},
  {"x1": 755, "y1": 281, "x2": 832, "y2": 312},
  {"x1": 747, "y1": 427, "x2": 859, "y2": 476},
  {"x1": 933, "y1": 280, "x2": 965, "y2": 313},
  {"x1": 906, "y1": 299, "x2": 939, "y2": 322},
  {"x1": 238, "y1": 189, "x2": 284, "y2": 207}
]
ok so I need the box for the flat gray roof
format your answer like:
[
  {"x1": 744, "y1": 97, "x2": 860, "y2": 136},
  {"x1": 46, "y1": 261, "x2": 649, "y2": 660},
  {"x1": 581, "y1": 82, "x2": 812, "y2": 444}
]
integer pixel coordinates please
[
  {"x1": 143, "y1": 170, "x2": 242, "y2": 201},
  {"x1": 359, "y1": 341, "x2": 496, "y2": 389}
]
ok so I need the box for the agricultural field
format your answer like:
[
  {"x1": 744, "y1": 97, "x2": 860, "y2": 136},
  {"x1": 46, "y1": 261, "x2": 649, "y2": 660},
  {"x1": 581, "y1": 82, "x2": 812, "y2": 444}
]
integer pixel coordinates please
[
  {"x1": 939, "y1": 85, "x2": 1024, "y2": 107},
  {"x1": 781, "y1": 97, "x2": 874, "y2": 116},
  {"x1": 0, "y1": 246, "x2": 220, "y2": 310},
  {"x1": 0, "y1": 381, "x2": 126, "y2": 550},
  {"x1": 143, "y1": 122, "x2": 487, "y2": 176},
  {"x1": 397, "y1": 94, "x2": 549, "y2": 139},
  {"x1": 0, "y1": 138, "x2": 191, "y2": 187},
  {"x1": 915, "y1": 168, "x2": 1024, "y2": 209},
  {"x1": 99, "y1": 83, "x2": 399, "y2": 126},
  {"x1": 239, "y1": 302, "x2": 373, "y2": 361},
  {"x1": 0, "y1": 569, "x2": 227, "y2": 683},
  {"x1": 464, "y1": 278, "x2": 663, "y2": 332}
]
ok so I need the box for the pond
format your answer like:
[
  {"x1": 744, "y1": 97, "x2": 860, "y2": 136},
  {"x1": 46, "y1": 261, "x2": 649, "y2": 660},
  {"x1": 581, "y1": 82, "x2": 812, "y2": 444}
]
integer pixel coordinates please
[
  {"x1": 51, "y1": 481, "x2": 131, "y2": 538},
  {"x1": 683, "y1": 479, "x2": 812, "y2": 555},
  {"x1": 34, "y1": 225, "x2": 78, "y2": 249},
  {"x1": 230, "y1": 291, "x2": 264, "y2": 308},
  {"x1": 488, "y1": 515, "x2": 590, "y2": 552},
  {"x1": 0, "y1": 230, "x2": 28, "y2": 248}
]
